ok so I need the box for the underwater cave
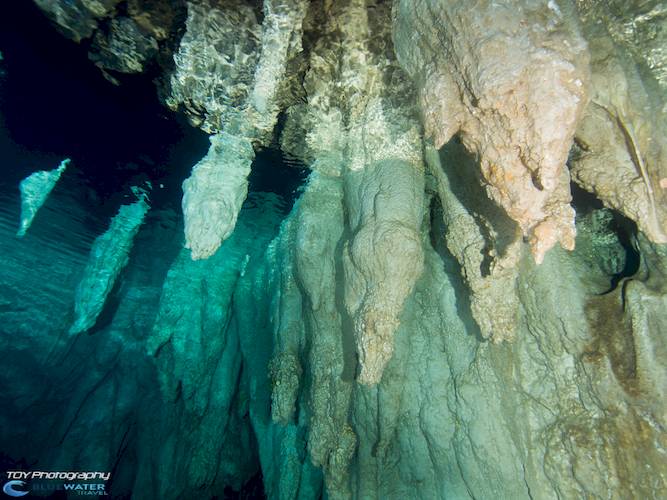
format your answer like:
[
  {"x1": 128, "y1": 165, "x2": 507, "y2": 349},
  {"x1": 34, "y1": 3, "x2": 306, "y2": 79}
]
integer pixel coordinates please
[{"x1": 1, "y1": 1, "x2": 666, "y2": 499}]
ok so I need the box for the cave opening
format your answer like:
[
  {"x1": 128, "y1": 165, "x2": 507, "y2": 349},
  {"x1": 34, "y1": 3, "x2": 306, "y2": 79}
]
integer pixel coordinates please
[
  {"x1": 249, "y1": 145, "x2": 310, "y2": 214},
  {"x1": 0, "y1": 4, "x2": 296, "y2": 495},
  {"x1": 608, "y1": 214, "x2": 641, "y2": 289},
  {"x1": 570, "y1": 182, "x2": 641, "y2": 291}
]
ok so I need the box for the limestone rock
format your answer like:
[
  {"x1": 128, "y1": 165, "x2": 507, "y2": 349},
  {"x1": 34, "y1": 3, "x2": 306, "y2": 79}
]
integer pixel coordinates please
[
  {"x1": 10, "y1": 2, "x2": 667, "y2": 499},
  {"x1": 343, "y1": 159, "x2": 425, "y2": 384},
  {"x1": 179, "y1": 0, "x2": 308, "y2": 259},
  {"x1": 127, "y1": 0, "x2": 186, "y2": 42},
  {"x1": 33, "y1": 0, "x2": 122, "y2": 42},
  {"x1": 576, "y1": 0, "x2": 667, "y2": 103},
  {"x1": 165, "y1": 0, "x2": 262, "y2": 133},
  {"x1": 279, "y1": 0, "x2": 426, "y2": 387},
  {"x1": 426, "y1": 143, "x2": 522, "y2": 342},
  {"x1": 33, "y1": 0, "x2": 184, "y2": 84},
  {"x1": 182, "y1": 133, "x2": 254, "y2": 260},
  {"x1": 290, "y1": 174, "x2": 356, "y2": 497},
  {"x1": 144, "y1": 192, "x2": 287, "y2": 498},
  {"x1": 69, "y1": 191, "x2": 149, "y2": 334},
  {"x1": 393, "y1": 0, "x2": 590, "y2": 264},
  {"x1": 89, "y1": 16, "x2": 159, "y2": 74},
  {"x1": 574, "y1": 208, "x2": 628, "y2": 290},
  {"x1": 570, "y1": 22, "x2": 667, "y2": 244},
  {"x1": 248, "y1": 0, "x2": 309, "y2": 141},
  {"x1": 17, "y1": 158, "x2": 69, "y2": 237}
]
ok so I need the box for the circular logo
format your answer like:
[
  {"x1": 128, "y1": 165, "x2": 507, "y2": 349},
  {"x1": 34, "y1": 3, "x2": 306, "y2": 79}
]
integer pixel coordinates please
[{"x1": 3, "y1": 480, "x2": 29, "y2": 497}]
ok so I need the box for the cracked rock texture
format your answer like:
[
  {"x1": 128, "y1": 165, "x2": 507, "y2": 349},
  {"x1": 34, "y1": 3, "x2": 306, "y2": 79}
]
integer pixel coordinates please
[
  {"x1": 89, "y1": 16, "x2": 159, "y2": 74},
  {"x1": 9, "y1": 0, "x2": 667, "y2": 498},
  {"x1": 34, "y1": 0, "x2": 185, "y2": 81},
  {"x1": 165, "y1": 0, "x2": 262, "y2": 133},
  {"x1": 576, "y1": 0, "x2": 667, "y2": 104},
  {"x1": 34, "y1": 0, "x2": 123, "y2": 42}
]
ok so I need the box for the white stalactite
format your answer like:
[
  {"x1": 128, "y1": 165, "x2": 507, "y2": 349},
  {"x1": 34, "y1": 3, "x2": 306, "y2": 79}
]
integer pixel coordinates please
[
  {"x1": 17, "y1": 158, "x2": 69, "y2": 237},
  {"x1": 180, "y1": 0, "x2": 308, "y2": 260},
  {"x1": 182, "y1": 133, "x2": 253, "y2": 260},
  {"x1": 69, "y1": 191, "x2": 149, "y2": 335}
]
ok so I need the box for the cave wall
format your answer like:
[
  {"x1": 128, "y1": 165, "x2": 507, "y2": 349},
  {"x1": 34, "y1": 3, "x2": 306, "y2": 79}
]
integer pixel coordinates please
[{"x1": 2, "y1": 0, "x2": 666, "y2": 498}]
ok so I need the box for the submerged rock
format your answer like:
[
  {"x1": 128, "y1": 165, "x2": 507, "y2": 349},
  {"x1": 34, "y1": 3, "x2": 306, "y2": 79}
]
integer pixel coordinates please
[
  {"x1": 570, "y1": 18, "x2": 667, "y2": 245},
  {"x1": 182, "y1": 132, "x2": 254, "y2": 260},
  {"x1": 165, "y1": 0, "x2": 262, "y2": 133},
  {"x1": 89, "y1": 16, "x2": 159, "y2": 74},
  {"x1": 33, "y1": 0, "x2": 122, "y2": 42},
  {"x1": 343, "y1": 159, "x2": 424, "y2": 385},
  {"x1": 16, "y1": 158, "x2": 69, "y2": 237}
]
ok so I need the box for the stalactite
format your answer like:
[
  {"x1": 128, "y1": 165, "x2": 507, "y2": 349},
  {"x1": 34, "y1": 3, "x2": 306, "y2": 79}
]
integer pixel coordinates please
[
  {"x1": 182, "y1": 132, "x2": 254, "y2": 260},
  {"x1": 145, "y1": 192, "x2": 287, "y2": 497},
  {"x1": 16, "y1": 158, "x2": 69, "y2": 237},
  {"x1": 179, "y1": 0, "x2": 308, "y2": 260},
  {"x1": 343, "y1": 158, "x2": 424, "y2": 383},
  {"x1": 393, "y1": 0, "x2": 590, "y2": 265},
  {"x1": 569, "y1": 20, "x2": 667, "y2": 245},
  {"x1": 69, "y1": 190, "x2": 149, "y2": 335},
  {"x1": 425, "y1": 144, "x2": 522, "y2": 342}
]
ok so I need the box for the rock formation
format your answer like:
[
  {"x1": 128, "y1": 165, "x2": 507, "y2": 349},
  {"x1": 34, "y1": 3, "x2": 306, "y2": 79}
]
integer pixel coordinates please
[
  {"x1": 181, "y1": 132, "x2": 254, "y2": 259},
  {"x1": 393, "y1": 0, "x2": 589, "y2": 265},
  {"x1": 570, "y1": 7, "x2": 667, "y2": 245},
  {"x1": 69, "y1": 189, "x2": 150, "y2": 334},
  {"x1": 178, "y1": 0, "x2": 308, "y2": 259},
  {"x1": 16, "y1": 158, "x2": 69, "y2": 237},
  {"x1": 5, "y1": 0, "x2": 665, "y2": 498}
]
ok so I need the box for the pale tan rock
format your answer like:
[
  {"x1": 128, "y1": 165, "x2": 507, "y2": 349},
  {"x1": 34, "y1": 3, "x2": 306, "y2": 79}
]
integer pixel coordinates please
[
  {"x1": 425, "y1": 144, "x2": 522, "y2": 342},
  {"x1": 343, "y1": 159, "x2": 425, "y2": 384},
  {"x1": 393, "y1": 0, "x2": 590, "y2": 264}
]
